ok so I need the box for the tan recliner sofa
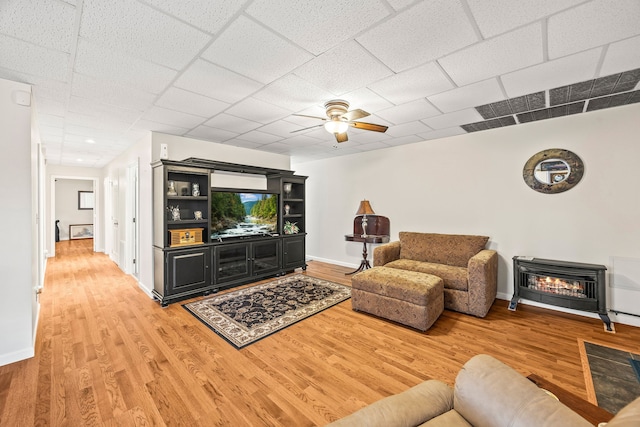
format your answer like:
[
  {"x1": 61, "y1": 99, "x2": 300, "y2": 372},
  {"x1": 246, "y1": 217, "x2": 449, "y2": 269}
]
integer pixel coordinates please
[
  {"x1": 327, "y1": 354, "x2": 640, "y2": 427},
  {"x1": 374, "y1": 232, "x2": 498, "y2": 317}
]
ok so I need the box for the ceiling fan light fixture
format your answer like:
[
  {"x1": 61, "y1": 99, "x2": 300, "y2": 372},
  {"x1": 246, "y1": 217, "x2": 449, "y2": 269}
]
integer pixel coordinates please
[{"x1": 324, "y1": 120, "x2": 349, "y2": 134}]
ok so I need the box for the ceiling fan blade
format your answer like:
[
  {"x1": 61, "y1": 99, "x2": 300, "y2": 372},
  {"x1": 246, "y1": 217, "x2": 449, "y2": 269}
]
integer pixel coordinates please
[
  {"x1": 342, "y1": 109, "x2": 370, "y2": 121},
  {"x1": 291, "y1": 123, "x2": 325, "y2": 133},
  {"x1": 292, "y1": 113, "x2": 327, "y2": 120},
  {"x1": 349, "y1": 121, "x2": 388, "y2": 133},
  {"x1": 335, "y1": 132, "x2": 348, "y2": 143}
]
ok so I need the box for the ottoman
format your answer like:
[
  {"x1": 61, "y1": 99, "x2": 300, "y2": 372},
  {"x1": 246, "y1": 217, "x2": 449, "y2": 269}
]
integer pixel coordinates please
[{"x1": 351, "y1": 266, "x2": 444, "y2": 331}]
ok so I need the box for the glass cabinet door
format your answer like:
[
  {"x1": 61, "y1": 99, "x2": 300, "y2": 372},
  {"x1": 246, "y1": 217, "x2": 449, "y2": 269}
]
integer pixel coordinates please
[
  {"x1": 252, "y1": 240, "x2": 280, "y2": 275},
  {"x1": 215, "y1": 243, "x2": 250, "y2": 283}
]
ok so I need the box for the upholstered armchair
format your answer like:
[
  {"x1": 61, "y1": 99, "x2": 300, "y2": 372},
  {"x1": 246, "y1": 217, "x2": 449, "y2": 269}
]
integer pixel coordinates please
[{"x1": 374, "y1": 232, "x2": 498, "y2": 317}]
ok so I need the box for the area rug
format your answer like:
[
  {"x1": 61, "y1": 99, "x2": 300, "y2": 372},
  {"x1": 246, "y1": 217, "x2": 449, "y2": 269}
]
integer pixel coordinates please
[
  {"x1": 183, "y1": 275, "x2": 351, "y2": 349},
  {"x1": 578, "y1": 338, "x2": 640, "y2": 414}
]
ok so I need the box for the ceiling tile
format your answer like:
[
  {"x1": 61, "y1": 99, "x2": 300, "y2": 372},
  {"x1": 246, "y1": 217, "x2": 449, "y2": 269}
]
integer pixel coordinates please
[
  {"x1": 225, "y1": 97, "x2": 292, "y2": 124},
  {"x1": 222, "y1": 138, "x2": 264, "y2": 150},
  {"x1": 38, "y1": 114, "x2": 65, "y2": 128},
  {"x1": 501, "y1": 48, "x2": 601, "y2": 97},
  {"x1": 418, "y1": 127, "x2": 466, "y2": 140},
  {"x1": 246, "y1": 0, "x2": 390, "y2": 55},
  {"x1": 385, "y1": 120, "x2": 431, "y2": 137},
  {"x1": 74, "y1": 40, "x2": 177, "y2": 94},
  {"x1": 142, "y1": 106, "x2": 205, "y2": 129},
  {"x1": 186, "y1": 126, "x2": 238, "y2": 142},
  {"x1": 237, "y1": 130, "x2": 282, "y2": 144},
  {"x1": 600, "y1": 35, "x2": 640, "y2": 76},
  {"x1": 133, "y1": 120, "x2": 189, "y2": 136},
  {"x1": 155, "y1": 87, "x2": 229, "y2": 118},
  {"x1": 253, "y1": 74, "x2": 334, "y2": 112},
  {"x1": 0, "y1": 0, "x2": 76, "y2": 52},
  {"x1": 357, "y1": 0, "x2": 478, "y2": 72},
  {"x1": 386, "y1": 0, "x2": 417, "y2": 11},
  {"x1": 347, "y1": 129, "x2": 392, "y2": 144},
  {"x1": 40, "y1": 125, "x2": 64, "y2": 138},
  {"x1": 277, "y1": 134, "x2": 323, "y2": 146},
  {"x1": 421, "y1": 108, "x2": 483, "y2": 129},
  {"x1": 439, "y1": 23, "x2": 544, "y2": 86},
  {"x1": 259, "y1": 142, "x2": 291, "y2": 153},
  {"x1": 79, "y1": 0, "x2": 211, "y2": 70},
  {"x1": 294, "y1": 41, "x2": 393, "y2": 95},
  {"x1": 144, "y1": 0, "x2": 247, "y2": 34},
  {"x1": 174, "y1": 59, "x2": 262, "y2": 104},
  {"x1": 368, "y1": 62, "x2": 453, "y2": 104},
  {"x1": 71, "y1": 73, "x2": 156, "y2": 111},
  {"x1": 202, "y1": 15, "x2": 313, "y2": 84},
  {"x1": 0, "y1": 35, "x2": 69, "y2": 81},
  {"x1": 461, "y1": 115, "x2": 517, "y2": 132},
  {"x1": 31, "y1": 79, "x2": 70, "y2": 102},
  {"x1": 428, "y1": 79, "x2": 504, "y2": 113},
  {"x1": 337, "y1": 88, "x2": 395, "y2": 113},
  {"x1": 203, "y1": 113, "x2": 262, "y2": 134},
  {"x1": 376, "y1": 99, "x2": 441, "y2": 124},
  {"x1": 256, "y1": 120, "x2": 313, "y2": 138},
  {"x1": 548, "y1": 0, "x2": 640, "y2": 59},
  {"x1": 68, "y1": 97, "x2": 141, "y2": 125},
  {"x1": 35, "y1": 96, "x2": 66, "y2": 116},
  {"x1": 466, "y1": 0, "x2": 585, "y2": 38}
]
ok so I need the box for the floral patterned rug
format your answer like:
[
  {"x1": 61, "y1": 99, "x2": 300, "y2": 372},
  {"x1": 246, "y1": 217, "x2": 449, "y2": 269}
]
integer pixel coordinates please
[{"x1": 183, "y1": 275, "x2": 351, "y2": 349}]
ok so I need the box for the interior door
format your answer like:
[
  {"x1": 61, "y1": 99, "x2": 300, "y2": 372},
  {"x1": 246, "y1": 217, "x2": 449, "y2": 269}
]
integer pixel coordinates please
[{"x1": 110, "y1": 173, "x2": 120, "y2": 265}]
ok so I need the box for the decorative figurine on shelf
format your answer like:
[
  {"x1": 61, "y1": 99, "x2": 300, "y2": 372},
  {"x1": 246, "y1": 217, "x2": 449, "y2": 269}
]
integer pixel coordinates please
[
  {"x1": 192, "y1": 183, "x2": 200, "y2": 197},
  {"x1": 167, "y1": 205, "x2": 180, "y2": 221},
  {"x1": 284, "y1": 221, "x2": 299, "y2": 234},
  {"x1": 283, "y1": 182, "x2": 292, "y2": 198},
  {"x1": 284, "y1": 204, "x2": 291, "y2": 215},
  {"x1": 194, "y1": 210, "x2": 203, "y2": 220},
  {"x1": 167, "y1": 180, "x2": 177, "y2": 196}
]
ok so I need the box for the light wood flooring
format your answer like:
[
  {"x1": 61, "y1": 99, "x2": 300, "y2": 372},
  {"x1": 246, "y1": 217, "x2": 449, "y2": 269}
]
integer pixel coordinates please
[{"x1": 1, "y1": 239, "x2": 639, "y2": 426}]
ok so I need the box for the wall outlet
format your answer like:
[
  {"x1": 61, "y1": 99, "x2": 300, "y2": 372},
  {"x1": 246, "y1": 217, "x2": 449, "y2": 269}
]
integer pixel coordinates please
[{"x1": 160, "y1": 143, "x2": 168, "y2": 159}]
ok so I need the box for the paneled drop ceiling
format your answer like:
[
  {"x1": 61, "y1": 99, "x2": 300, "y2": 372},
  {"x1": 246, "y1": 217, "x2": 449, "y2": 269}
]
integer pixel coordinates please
[{"x1": 1, "y1": 0, "x2": 639, "y2": 167}]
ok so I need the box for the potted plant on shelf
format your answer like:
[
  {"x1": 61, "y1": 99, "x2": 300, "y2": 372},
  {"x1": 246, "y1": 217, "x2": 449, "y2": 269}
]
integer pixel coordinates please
[{"x1": 283, "y1": 221, "x2": 299, "y2": 234}]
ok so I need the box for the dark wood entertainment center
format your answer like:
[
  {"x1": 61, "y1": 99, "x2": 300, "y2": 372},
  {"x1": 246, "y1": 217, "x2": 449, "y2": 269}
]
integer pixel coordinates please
[{"x1": 152, "y1": 158, "x2": 307, "y2": 306}]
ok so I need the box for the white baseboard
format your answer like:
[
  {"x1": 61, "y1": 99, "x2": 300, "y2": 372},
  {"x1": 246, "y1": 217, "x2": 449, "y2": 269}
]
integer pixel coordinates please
[
  {"x1": 306, "y1": 255, "x2": 357, "y2": 269},
  {"x1": 0, "y1": 346, "x2": 34, "y2": 367},
  {"x1": 137, "y1": 281, "x2": 154, "y2": 299}
]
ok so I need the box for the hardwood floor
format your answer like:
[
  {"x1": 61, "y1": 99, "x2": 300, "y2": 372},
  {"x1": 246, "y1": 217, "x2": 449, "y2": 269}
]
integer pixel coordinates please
[{"x1": 1, "y1": 239, "x2": 639, "y2": 426}]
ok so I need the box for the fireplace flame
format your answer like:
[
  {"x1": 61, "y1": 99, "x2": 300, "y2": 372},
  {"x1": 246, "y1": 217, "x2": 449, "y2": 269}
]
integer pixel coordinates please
[{"x1": 527, "y1": 275, "x2": 586, "y2": 298}]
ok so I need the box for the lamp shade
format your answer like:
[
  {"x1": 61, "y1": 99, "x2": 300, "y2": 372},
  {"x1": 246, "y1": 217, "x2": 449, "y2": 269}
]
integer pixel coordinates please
[
  {"x1": 356, "y1": 200, "x2": 375, "y2": 215},
  {"x1": 324, "y1": 120, "x2": 349, "y2": 134}
]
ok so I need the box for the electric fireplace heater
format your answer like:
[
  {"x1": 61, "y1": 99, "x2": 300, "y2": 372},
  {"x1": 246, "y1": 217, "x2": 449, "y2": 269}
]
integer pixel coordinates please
[{"x1": 510, "y1": 256, "x2": 612, "y2": 331}]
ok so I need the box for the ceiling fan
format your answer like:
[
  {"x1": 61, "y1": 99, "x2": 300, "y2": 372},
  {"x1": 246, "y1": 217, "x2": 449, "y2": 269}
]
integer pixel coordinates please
[{"x1": 291, "y1": 99, "x2": 388, "y2": 143}]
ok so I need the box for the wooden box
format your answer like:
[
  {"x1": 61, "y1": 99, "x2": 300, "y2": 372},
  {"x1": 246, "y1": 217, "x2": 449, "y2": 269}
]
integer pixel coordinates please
[{"x1": 169, "y1": 228, "x2": 204, "y2": 247}]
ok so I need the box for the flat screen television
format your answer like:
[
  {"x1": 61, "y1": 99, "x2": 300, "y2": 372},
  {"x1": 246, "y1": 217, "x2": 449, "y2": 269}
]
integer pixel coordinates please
[{"x1": 210, "y1": 191, "x2": 278, "y2": 240}]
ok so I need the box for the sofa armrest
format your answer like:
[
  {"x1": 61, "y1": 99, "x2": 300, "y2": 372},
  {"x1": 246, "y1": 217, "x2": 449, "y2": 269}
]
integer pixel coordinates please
[
  {"x1": 454, "y1": 355, "x2": 592, "y2": 427},
  {"x1": 373, "y1": 241, "x2": 401, "y2": 267},
  {"x1": 607, "y1": 396, "x2": 640, "y2": 427},
  {"x1": 466, "y1": 249, "x2": 498, "y2": 317},
  {"x1": 326, "y1": 380, "x2": 453, "y2": 427}
]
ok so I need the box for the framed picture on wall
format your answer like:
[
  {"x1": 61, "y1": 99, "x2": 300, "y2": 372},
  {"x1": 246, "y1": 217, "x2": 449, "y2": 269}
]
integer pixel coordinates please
[
  {"x1": 70, "y1": 224, "x2": 93, "y2": 240},
  {"x1": 78, "y1": 191, "x2": 94, "y2": 210}
]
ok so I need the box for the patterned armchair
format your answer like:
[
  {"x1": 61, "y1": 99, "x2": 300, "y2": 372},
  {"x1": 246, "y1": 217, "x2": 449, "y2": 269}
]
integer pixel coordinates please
[{"x1": 374, "y1": 232, "x2": 498, "y2": 317}]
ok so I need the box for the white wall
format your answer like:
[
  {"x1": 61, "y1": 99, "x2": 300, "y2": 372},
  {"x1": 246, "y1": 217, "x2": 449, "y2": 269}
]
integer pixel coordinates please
[
  {"x1": 0, "y1": 78, "x2": 35, "y2": 365},
  {"x1": 103, "y1": 133, "x2": 152, "y2": 295},
  {"x1": 151, "y1": 132, "x2": 290, "y2": 170},
  {"x1": 293, "y1": 103, "x2": 640, "y2": 327},
  {"x1": 55, "y1": 179, "x2": 93, "y2": 240}
]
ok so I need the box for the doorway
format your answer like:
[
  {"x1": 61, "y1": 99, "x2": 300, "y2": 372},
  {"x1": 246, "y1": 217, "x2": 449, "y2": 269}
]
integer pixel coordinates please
[{"x1": 50, "y1": 176, "x2": 99, "y2": 258}]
